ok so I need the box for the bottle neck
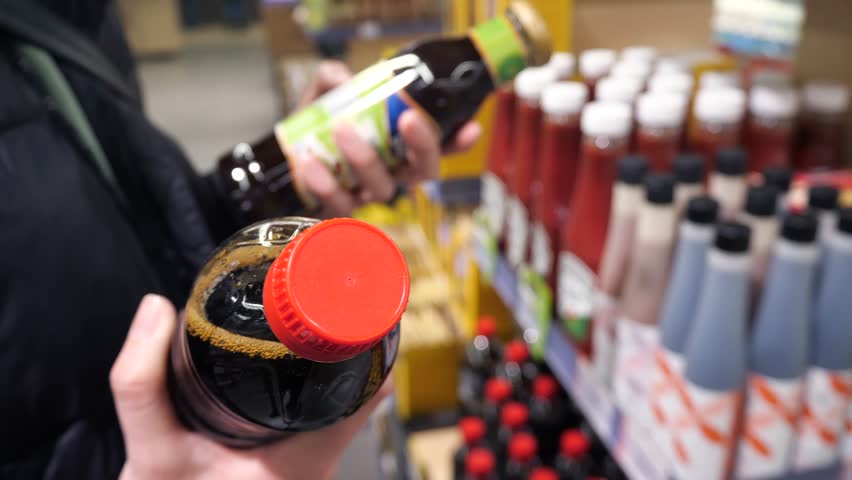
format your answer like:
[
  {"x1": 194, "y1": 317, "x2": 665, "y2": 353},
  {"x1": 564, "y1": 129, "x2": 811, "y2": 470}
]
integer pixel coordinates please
[{"x1": 637, "y1": 202, "x2": 677, "y2": 245}]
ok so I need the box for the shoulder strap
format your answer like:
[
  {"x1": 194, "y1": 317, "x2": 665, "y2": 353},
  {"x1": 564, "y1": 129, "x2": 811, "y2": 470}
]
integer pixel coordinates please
[
  {"x1": 0, "y1": 1, "x2": 140, "y2": 106},
  {"x1": 17, "y1": 43, "x2": 129, "y2": 209}
]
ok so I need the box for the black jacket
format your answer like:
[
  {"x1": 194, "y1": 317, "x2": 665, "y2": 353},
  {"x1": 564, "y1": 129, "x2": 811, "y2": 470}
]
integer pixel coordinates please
[{"x1": 1, "y1": 2, "x2": 245, "y2": 477}]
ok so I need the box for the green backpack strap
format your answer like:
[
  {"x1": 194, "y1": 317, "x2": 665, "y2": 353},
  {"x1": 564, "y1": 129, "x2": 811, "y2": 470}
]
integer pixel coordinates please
[{"x1": 16, "y1": 43, "x2": 129, "y2": 209}]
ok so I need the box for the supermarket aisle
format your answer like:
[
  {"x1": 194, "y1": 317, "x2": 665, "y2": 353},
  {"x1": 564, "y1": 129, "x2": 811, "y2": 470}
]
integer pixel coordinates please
[{"x1": 137, "y1": 26, "x2": 280, "y2": 172}]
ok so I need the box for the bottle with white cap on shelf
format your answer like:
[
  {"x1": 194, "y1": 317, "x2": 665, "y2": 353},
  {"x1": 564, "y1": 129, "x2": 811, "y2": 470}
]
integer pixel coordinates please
[
  {"x1": 674, "y1": 221, "x2": 752, "y2": 480},
  {"x1": 621, "y1": 45, "x2": 658, "y2": 65},
  {"x1": 595, "y1": 76, "x2": 644, "y2": 104},
  {"x1": 635, "y1": 92, "x2": 688, "y2": 171},
  {"x1": 739, "y1": 185, "x2": 780, "y2": 309},
  {"x1": 579, "y1": 49, "x2": 617, "y2": 100},
  {"x1": 709, "y1": 147, "x2": 748, "y2": 220},
  {"x1": 655, "y1": 57, "x2": 688, "y2": 74},
  {"x1": 794, "y1": 208, "x2": 852, "y2": 473},
  {"x1": 698, "y1": 70, "x2": 741, "y2": 90},
  {"x1": 689, "y1": 87, "x2": 746, "y2": 173},
  {"x1": 652, "y1": 195, "x2": 719, "y2": 465},
  {"x1": 736, "y1": 212, "x2": 819, "y2": 479},
  {"x1": 483, "y1": 86, "x2": 516, "y2": 244},
  {"x1": 673, "y1": 153, "x2": 705, "y2": 217},
  {"x1": 745, "y1": 85, "x2": 800, "y2": 171},
  {"x1": 609, "y1": 60, "x2": 652, "y2": 85},
  {"x1": 795, "y1": 82, "x2": 849, "y2": 170},
  {"x1": 546, "y1": 52, "x2": 575, "y2": 81},
  {"x1": 648, "y1": 71, "x2": 695, "y2": 97},
  {"x1": 809, "y1": 184, "x2": 840, "y2": 247},
  {"x1": 559, "y1": 101, "x2": 632, "y2": 353},
  {"x1": 530, "y1": 82, "x2": 588, "y2": 290},
  {"x1": 505, "y1": 66, "x2": 557, "y2": 268}
]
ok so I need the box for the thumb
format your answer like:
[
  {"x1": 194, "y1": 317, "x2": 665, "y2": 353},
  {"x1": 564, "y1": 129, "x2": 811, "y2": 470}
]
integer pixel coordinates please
[{"x1": 111, "y1": 294, "x2": 183, "y2": 454}]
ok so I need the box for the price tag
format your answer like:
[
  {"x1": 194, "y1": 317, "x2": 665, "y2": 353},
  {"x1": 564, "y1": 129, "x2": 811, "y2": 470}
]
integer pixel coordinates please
[
  {"x1": 517, "y1": 265, "x2": 553, "y2": 359},
  {"x1": 713, "y1": 0, "x2": 804, "y2": 60},
  {"x1": 574, "y1": 357, "x2": 616, "y2": 443},
  {"x1": 557, "y1": 252, "x2": 595, "y2": 345}
]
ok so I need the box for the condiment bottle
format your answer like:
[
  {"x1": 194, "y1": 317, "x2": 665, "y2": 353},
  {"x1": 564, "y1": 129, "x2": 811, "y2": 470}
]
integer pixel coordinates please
[
  {"x1": 709, "y1": 147, "x2": 748, "y2": 220},
  {"x1": 653, "y1": 196, "x2": 719, "y2": 461},
  {"x1": 595, "y1": 76, "x2": 643, "y2": 104},
  {"x1": 699, "y1": 71, "x2": 741, "y2": 91},
  {"x1": 689, "y1": 87, "x2": 746, "y2": 173},
  {"x1": 736, "y1": 212, "x2": 819, "y2": 479},
  {"x1": 635, "y1": 92, "x2": 688, "y2": 171},
  {"x1": 621, "y1": 45, "x2": 658, "y2": 64},
  {"x1": 483, "y1": 87, "x2": 516, "y2": 243},
  {"x1": 794, "y1": 208, "x2": 852, "y2": 472},
  {"x1": 168, "y1": 218, "x2": 408, "y2": 446},
  {"x1": 216, "y1": 3, "x2": 551, "y2": 222},
  {"x1": 673, "y1": 153, "x2": 706, "y2": 217},
  {"x1": 505, "y1": 66, "x2": 558, "y2": 268},
  {"x1": 809, "y1": 184, "x2": 840, "y2": 247},
  {"x1": 547, "y1": 52, "x2": 575, "y2": 81},
  {"x1": 648, "y1": 71, "x2": 695, "y2": 97},
  {"x1": 762, "y1": 166, "x2": 792, "y2": 217},
  {"x1": 655, "y1": 57, "x2": 688, "y2": 74},
  {"x1": 745, "y1": 85, "x2": 800, "y2": 171},
  {"x1": 739, "y1": 185, "x2": 780, "y2": 306},
  {"x1": 599, "y1": 155, "x2": 650, "y2": 297},
  {"x1": 619, "y1": 174, "x2": 678, "y2": 326},
  {"x1": 530, "y1": 82, "x2": 588, "y2": 289},
  {"x1": 675, "y1": 221, "x2": 752, "y2": 480},
  {"x1": 579, "y1": 49, "x2": 617, "y2": 99},
  {"x1": 795, "y1": 82, "x2": 849, "y2": 170}
]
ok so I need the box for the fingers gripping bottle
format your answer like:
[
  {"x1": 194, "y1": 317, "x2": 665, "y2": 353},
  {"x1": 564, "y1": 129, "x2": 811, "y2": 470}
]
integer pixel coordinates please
[{"x1": 168, "y1": 217, "x2": 409, "y2": 446}]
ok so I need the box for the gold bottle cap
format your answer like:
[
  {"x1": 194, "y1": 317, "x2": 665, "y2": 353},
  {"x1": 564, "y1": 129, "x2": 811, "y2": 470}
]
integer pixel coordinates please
[{"x1": 508, "y1": 1, "x2": 552, "y2": 68}]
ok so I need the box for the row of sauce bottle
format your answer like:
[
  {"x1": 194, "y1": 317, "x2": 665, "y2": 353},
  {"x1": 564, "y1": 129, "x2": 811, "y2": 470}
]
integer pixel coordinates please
[{"x1": 456, "y1": 320, "x2": 626, "y2": 480}]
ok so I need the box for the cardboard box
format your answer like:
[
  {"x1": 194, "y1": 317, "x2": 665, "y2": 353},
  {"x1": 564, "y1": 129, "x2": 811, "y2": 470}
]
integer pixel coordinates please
[{"x1": 261, "y1": 2, "x2": 315, "y2": 58}]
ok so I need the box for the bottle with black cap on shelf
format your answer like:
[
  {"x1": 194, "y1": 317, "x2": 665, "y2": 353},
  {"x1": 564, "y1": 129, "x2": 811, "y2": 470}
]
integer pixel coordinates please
[
  {"x1": 504, "y1": 432, "x2": 541, "y2": 480},
  {"x1": 709, "y1": 147, "x2": 748, "y2": 220},
  {"x1": 673, "y1": 152, "x2": 706, "y2": 217},
  {"x1": 454, "y1": 417, "x2": 488, "y2": 479},
  {"x1": 808, "y1": 184, "x2": 840, "y2": 246},
  {"x1": 459, "y1": 316, "x2": 503, "y2": 415},
  {"x1": 739, "y1": 185, "x2": 780, "y2": 309},
  {"x1": 762, "y1": 166, "x2": 792, "y2": 216}
]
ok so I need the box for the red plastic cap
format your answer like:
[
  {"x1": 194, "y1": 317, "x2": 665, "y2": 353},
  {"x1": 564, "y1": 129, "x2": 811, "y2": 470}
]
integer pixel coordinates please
[
  {"x1": 262, "y1": 218, "x2": 410, "y2": 362},
  {"x1": 459, "y1": 416, "x2": 486, "y2": 445},
  {"x1": 484, "y1": 378, "x2": 513, "y2": 403},
  {"x1": 560, "y1": 429, "x2": 590, "y2": 459},
  {"x1": 476, "y1": 316, "x2": 498, "y2": 337},
  {"x1": 505, "y1": 340, "x2": 530, "y2": 363},
  {"x1": 500, "y1": 402, "x2": 529, "y2": 429},
  {"x1": 508, "y1": 432, "x2": 538, "y2": 461},
  {"x1": 529, "y1": 467, "x2": 558, "y2": 480},
  {"x1": 465, "y1": 448, "x2": 495, "y2": 475},
  {"x1": 533, "y1": 374, "x2": 559, "y2": 400}
]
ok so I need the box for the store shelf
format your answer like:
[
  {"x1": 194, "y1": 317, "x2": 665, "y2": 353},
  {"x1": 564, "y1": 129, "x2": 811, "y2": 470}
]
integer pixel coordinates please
[{"x1": 477, "y1": 253, "x2": 668, "y2": 480}]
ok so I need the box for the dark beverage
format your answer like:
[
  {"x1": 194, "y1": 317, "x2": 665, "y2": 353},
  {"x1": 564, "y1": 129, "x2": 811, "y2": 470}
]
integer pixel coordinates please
[
  {"x1": 496, "y1": 402, "x2": 530, "y2": 468},
  {"x1": 454, "y1": 417, "x2": 488, "y2": 479},
  {"x1": 555, "y1": 429, "x2": 590, "y2": 480},
  {"x1": 168, "y1": 217, "x2": 409, "y2": 447},
  {"x1": 529, "y1": 374, "x2": 568, "y2": 463},
  {"x1": 462, "y1": 448, "x2": 498, "y2": 480},
  {"x1": 213, "y1": 3, "x2": 551, "y2": 223},
  {"x1": 496, "y1": 339, "x2": 538, "y2": 398},
  {"x1": 529, "y1": 467, "x2": 559, "y2": 480},
  {"x1": 483, "y1": 377, "x2": 514, "y2": 443},
  {"x1": 459, "y1": 316, "x2": 503, "y2": 415},
  {"x1": 504, "y1": 432, "x2": 540, "y2": 480}
]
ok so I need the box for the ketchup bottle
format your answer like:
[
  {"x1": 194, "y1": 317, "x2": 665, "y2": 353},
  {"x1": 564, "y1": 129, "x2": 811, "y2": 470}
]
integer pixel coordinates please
[
  {"x1": 745, "y1": 85, "x2": 800, "y2": 171},
  {"x1": 505, "y1": 67, "x2": 557, "y2": 268},
  {"x1": 462, "y1": 448, "x2": 498, "y2": 480},
  {"x1": 636, "y1": 92, "x2": 688, "y2": 171},
  {"x1": 595, "y1": 76, "x2": 643, "y2": 105},
  {"x1": 699, "y1": 71, "x2": 741, "y2": 91},
  {"x1": 547, "y1": 52, "x2": 575, "y2": 81},
  {"x1": 610, "y1": 60, "x2": 652, "y2": 85},
  {"x1": 647, "y1": 71, "x2": 694, "y2": 97},
  {"x1": 530, "y1": 82, "x2": 588, "y2": 289},
  {"x1": 454, "y1": 417, "x2": 488, "y2": 480},
  {"x1": 504, "y1": 432, "x2": 540, "y2": 480},
  {"x1": 168, "y1": 218, "x2": 408, "y2": 446},
  {"x1": 689, "y1": 87, "x2": 746, "y2": 173},
  {"x1": 483, "y1": 87, "x2": 517, "y2": 243},
  {"x1": 579, "y1": 49, "x2": 616, "y2": 100},
  {"x1": 621, "y1": 45, "x2": 658, "y2": 65},
  {"x1": 795, "y1": 82, "x2": 849, "y2": 170}
]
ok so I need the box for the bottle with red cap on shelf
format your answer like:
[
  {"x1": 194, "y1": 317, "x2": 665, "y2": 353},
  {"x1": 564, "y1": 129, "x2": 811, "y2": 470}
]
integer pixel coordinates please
[
  {"x1": 496, "y1": 402, "x2": 531, "y2": 468},
  {"x1": 460, "y1": 316, "x2": 504, "y2": 415},
  {"x1": 496, "y1": 339, "x2": 540, "y2": 399},
  {"x1": 505, "y1": 432, "x2": 541, "y2": 480},
  {"x1": 554, "y1": 429, "x2": 590, "y2": 480},
  {"x1": 454, "y1": 417, "x2": 488, "y2": 479},
  {"x1": 482, "y1": 377, "x2": 514, "y2": 444},
  {"x1": 460, "y1": 447, "x2": 498, "y2": 480},
  {"x1": 529, "y1": 466, "x2": 559, "y2": 480},
  {"x1": 529, "y1": 374, "x2": 576, "y2": 464}
]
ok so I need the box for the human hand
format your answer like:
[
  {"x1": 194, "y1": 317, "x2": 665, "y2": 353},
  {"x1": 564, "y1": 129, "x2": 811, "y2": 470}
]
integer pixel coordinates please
[
  {"x1": 293, "y1": 62, "x2": 482, "y2": 217},
  {"x1": 111, "y1": 294, "x2": 392, "y2": 480}
]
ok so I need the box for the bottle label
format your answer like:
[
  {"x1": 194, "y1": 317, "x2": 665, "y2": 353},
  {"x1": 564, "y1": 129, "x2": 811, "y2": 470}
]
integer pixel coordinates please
[
  {"x1": 670, "y1": 384, "x2": 739, "y2": 480},
  {"x1": 648, "y1": 348, "x2": 687, "y2": 467},
  {"x1": 736, "y1": 375, "x2": 803, "y2": 478},
  {"x1": 557, "y1": 251, "x2": 595, "y2": 343},
  {"x1": 794, "y1": 367, "x2": 852, "y2": 471},
  {"x1": 275, "y1": 55, "x2": 425, "y2": 208},
  {"x1": 469, "y1": 15, "x2": 527, "y2": 85},
  {"x1": 530, "y1": 222, "x2": 553, "y2": 277},
  {"x1": 473, "y1": 210, "x2": 499, "y2": 281},
  {"x1": 517, "y1": 265, "x2": 552, "y2": 359},
  {"x1": 506, "y1": 197, "x2": 529, "y2": 268},
  {"x1": 481, "y1": 172, "x2": 506, "y2": 235}
]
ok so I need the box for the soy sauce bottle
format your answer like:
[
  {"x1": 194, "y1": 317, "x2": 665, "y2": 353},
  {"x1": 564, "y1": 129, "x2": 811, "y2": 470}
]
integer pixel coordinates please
[
  {"x1": 213, "y1": 2, "x2": 551, "y2": 223},
  {"x1": 168, "y1": 217, "x2": 409, "y2": 447}
]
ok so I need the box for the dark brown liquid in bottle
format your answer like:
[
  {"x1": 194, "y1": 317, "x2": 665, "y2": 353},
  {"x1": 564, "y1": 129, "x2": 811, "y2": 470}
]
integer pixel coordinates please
[{"x1": 170, "y1": 257, "x2": 397, "y2": 447}]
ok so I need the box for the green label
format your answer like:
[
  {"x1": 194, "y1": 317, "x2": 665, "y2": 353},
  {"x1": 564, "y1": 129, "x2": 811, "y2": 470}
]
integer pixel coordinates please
[
  {"x1": 470, "y1": 16, "x2": 527, "y2": 85},
  {"x1": 518, "y1": 266, "x2": 552, "y2": 361}
]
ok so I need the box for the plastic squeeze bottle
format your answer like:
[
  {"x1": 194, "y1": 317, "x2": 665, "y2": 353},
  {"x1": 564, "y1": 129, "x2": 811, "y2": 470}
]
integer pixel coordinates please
[
  {"x1": 598, "y1": 155, "x2": 650, "y2": 297},
  {"x1": 809, "y1": 184, "x2": 840, "y2": 247},
  {"x1": 745, "y1": 85, "x2": 800, "y2": 171},
  {"x1": 709, "y1": 147, "x2": 748, "y2": 221},
  {"x1": 546, "y1": 52, "x2": 575, "y2": 81},
  {"x1": 595, "y1": 76, "x2": 644, "y2": 104},
  {"x1": 635, "y1": 92, "x2": 689, "y2": 171},
  {"x1": 651, "y1": 196, "x2": 720, "y2": 462},
  {"x1": 762, "y1": 166, "x2": 792, "y2": 217},
  {"x1": 736, "y1": 212, "x2": 820, "y2": 479},
  {"x1": 673, "y1": 221, "x2": 752, "y2": 480},
  {"x1": 579, "y1": 49, "x2": 616, "y2": 100},
  {"x1": 673, "y1": 153, "x2": 706, "y2": 217},
  {"x1": 739, "y1": 185, "x2": 780, "y2": 307},
  {"x1": 689, "y1": 87, "x2": 746, "y2": 173},
  {"x1": 482, "y1": 86, "x2": 516, "y2": 240},
  {"x1": 794, "y1": 208, "x2": 852, "y2": 472}
]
